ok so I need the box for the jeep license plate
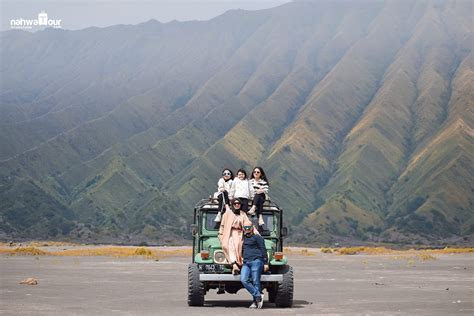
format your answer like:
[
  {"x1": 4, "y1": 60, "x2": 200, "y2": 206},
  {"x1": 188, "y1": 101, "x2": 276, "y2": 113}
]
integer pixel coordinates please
[{"x1": 198, "y1": 264, "x2": 225, "y2": 273}]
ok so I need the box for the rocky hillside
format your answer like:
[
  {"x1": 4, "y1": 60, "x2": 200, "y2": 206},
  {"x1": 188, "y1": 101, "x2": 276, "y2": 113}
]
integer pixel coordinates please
[{"x1": 0, "y1": 0, "x2": 472, "y2": 244}]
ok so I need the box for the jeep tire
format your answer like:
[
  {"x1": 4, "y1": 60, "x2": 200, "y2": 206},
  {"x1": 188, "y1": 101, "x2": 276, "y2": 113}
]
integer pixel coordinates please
[
  {"x1": 274, "y1": 265, "x2": 293, "y2": 307},
  {"x1": 187, "y1": 264, "x2": 205, "y2": 306}
]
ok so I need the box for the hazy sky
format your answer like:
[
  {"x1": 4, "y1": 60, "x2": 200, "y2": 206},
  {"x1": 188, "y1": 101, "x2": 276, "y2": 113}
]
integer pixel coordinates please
[{"x1": 1, "y1": 0, "x2": 290, "y2": 32}]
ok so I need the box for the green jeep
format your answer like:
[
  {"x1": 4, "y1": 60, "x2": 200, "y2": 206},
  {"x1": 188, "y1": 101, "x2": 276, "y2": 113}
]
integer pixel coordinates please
[{"x1": 187, "y1": 198, "x2": 294, "y2": 307}]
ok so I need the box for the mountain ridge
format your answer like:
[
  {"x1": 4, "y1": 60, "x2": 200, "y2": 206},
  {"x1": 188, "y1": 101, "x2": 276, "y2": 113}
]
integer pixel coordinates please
[{"x1": 1, "y1": 0, "x2": 472, "y2": 245}]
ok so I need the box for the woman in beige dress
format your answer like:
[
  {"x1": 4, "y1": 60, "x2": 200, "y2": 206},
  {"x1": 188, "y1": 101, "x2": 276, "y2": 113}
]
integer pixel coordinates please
[{"x1": 218, "y1": 198, "x2": 251, "y2": 274}]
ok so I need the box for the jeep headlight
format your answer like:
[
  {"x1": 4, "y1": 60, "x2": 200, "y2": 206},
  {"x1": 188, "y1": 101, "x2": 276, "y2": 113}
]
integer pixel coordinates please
[{"x1": 213, "y1": 250, "x2": 227, "y2": 264}]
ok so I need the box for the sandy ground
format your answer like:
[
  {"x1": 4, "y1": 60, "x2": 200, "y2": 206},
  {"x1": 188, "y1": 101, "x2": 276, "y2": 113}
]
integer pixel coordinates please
[{"x1": 1, "y1": 248, "x2": 473, "y2": 315}]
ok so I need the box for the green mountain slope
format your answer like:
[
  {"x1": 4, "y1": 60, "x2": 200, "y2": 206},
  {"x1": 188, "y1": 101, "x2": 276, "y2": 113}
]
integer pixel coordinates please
[
  {"x1": 0, "y1": 0, "x2": 472, "y2": 244},
  {"x1": 386, "y1": 52, "x2": 474, "y2": 241}
]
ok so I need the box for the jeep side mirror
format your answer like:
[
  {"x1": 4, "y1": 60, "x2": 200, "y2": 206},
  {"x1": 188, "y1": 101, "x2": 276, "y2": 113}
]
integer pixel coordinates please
[
  {"x1": 281, "y1": 227, "x2": 288, "y2": 237},
  {"x1": 190, "y1": 224, "x2": 198, "y2": 236}
]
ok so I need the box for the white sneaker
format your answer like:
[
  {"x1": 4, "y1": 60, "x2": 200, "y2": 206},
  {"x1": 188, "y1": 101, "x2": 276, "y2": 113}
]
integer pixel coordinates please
[
  {"x1": 257, "y1": 293, "x2": 264, "y2": 309},
  {"x1": 214, "y1": 212, "x2": 222, "y2": 222},
  {"x1": 249, "y1": 301, "x2": 257, "y2": 309},
  {"x1": 258, "y1": 214, "x2": 265, "y2": 226},
  {"x1": 248, "y1": 206, "x2": 256, "y2": 215}
]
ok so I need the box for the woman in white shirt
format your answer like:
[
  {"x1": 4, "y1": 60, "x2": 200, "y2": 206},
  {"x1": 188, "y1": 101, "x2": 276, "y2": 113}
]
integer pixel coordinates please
[
  {"x1": 214, "y1": 168, "x2": 234, "y2": 222},
  {"x1": 229, "y1": 169, "x2": 253, "y2": 212}
]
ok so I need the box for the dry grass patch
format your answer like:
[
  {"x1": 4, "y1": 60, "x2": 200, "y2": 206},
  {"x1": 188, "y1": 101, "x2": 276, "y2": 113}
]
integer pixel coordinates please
[
  {"x1": 134, "y1": 247, "x2": 153, "y2": 256},
  {"x1": 335, "y1": 247, "x2": 397, "y2": 255},
  {"x1": 56, "y1": 247, "x2": 159, "y2": 259},
  {"x1": 156, "y1": 248, "x2": 192, "y2": 257},
  {"x1": 0, "y1": 241, "x2": 79, "y2": 247},
  {"x1": 0, "y1": 246, "x2": 192, "y2": 260},
  {"x1": 416, "y1": 253, "x2": 436, "y2": 261},
  {"x1": 0, "y1": 247, "x2": 49, "y2": 256},
  {"x1": 27, "y1": 241, "x2": 79, "y2": 247},
  {"x1": 334, "y1": 247, "x2": 474, "y2": 256},
  {"x1": 425, "y1": 247, "x2": 474, "y2": 254},
  {"x1": 283, "y1": 247, "x2": 316, "y2": 256},
  {"x1": 320, "y1": 248, "x2": 333, "y2": 253},
  {"x1": 336, "y1": 247, "x2": 365, "y2": 255}
]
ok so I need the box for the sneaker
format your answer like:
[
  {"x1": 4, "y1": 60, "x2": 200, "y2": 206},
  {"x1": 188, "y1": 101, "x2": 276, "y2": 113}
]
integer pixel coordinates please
[
  {"x1": 256, "y1": 294, "x2": 264, "y2": 309},
  {"x1": 248, "y1": 206, "x2": 256, "y2": 216},
  {"x1": 249, "y1": 301, "x2": 257, "y2": 309},
  {"x1": 258, "y1": 214, "x2": 265, "y2": 226},
  {"x1": 214, "y1": 212, "x2": 222, "y2": 222}
]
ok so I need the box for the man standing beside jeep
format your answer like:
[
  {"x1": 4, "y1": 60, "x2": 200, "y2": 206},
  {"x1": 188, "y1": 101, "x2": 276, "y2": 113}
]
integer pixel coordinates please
[{"x1": 241, "y1": 220, "x2": 269, "y2": 309}]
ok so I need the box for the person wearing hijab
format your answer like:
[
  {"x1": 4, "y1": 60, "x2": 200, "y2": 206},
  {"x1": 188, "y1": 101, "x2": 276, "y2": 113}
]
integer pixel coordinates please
[{"x1": 218, "y1": 199, "x2": 252, "y2": 274}]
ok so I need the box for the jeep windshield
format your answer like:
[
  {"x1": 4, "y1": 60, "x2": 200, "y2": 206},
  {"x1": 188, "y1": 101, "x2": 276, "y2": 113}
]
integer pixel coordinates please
[{"x1": 204, "y1": 210, "x2": 276, "y2": 235}]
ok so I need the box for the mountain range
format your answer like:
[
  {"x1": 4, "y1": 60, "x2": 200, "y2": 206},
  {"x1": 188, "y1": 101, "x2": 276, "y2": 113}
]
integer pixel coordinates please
[{"x1": 1, "y1": 0, "x2": 472, "y2": 245}]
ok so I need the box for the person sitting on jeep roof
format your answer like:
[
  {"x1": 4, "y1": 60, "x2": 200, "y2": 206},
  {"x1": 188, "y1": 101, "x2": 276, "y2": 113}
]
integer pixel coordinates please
[
  {"x1": 247, "y1": 166, "x2": 269, "y2": 227},
  {"x1": 214, "y1": 168, "x2": 234, "y2": 222},
  {"x1": 241, "y1": 219, "x2": 269, "y2": 309},
  {"x1": 229, "y1": 168, "x2": 253, "y2": 212},
  {"x1": 218, "y1": 199, "x2": 251, "y2": 274}
]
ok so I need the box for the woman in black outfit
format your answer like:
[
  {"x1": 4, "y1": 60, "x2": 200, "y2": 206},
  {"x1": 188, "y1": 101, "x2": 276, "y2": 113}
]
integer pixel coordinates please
[{"x1": 247, "y1": 166, "x2": 269, "y2": 227}]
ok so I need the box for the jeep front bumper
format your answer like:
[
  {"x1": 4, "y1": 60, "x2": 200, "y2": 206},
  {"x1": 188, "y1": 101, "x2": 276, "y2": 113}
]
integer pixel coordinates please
[{"x1": 199, "y1": 274, "x2": 283, "y2": 282}]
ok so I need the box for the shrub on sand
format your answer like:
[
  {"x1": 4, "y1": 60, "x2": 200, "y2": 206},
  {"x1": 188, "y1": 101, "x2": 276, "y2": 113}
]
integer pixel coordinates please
[
  {"x1": 0, "y1": 247, "x2": 49, "y2": 256},
  {"x1": 320, "y1": 248, "x2": 333, "y2": 253}
]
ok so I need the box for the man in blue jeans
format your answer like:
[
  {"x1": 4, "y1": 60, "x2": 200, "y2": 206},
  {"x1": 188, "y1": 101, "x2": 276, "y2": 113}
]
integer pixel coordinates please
[{"x1": 240, "y1": 220, "x2": 269, "y2": 309}]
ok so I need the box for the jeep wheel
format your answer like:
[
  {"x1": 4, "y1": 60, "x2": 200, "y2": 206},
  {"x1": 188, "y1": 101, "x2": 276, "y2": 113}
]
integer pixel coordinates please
[
  {"x1": 274, "y1": 266, "x2": 293, "y2": 307},
  {"x1": 187, "y1": 264, "x2": 205, "y2": 306}
]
